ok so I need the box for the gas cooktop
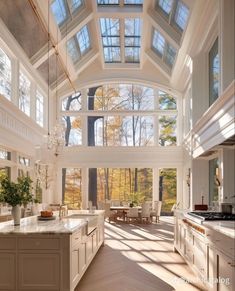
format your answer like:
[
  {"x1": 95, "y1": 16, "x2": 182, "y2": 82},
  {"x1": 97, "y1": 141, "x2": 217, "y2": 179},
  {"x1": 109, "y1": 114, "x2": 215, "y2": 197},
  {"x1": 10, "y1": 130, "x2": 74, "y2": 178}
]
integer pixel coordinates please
[{"x1": 187, "y1": 212, "x2": 235, "y2": 221}]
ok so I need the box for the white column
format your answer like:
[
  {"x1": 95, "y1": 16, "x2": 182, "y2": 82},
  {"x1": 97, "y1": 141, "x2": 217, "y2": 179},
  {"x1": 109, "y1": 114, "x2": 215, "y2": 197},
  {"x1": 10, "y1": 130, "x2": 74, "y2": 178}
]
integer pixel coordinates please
[
  {"x1": 81, "y1": 88, "x2": 87, "y2": 146},
  {"x1": 176, "y1": 165, "x2": 183, "y2": 208},
  {"x1": 219, "y1": 0, "x2": 235, "y2": 92},
  {"x1": 30, "y1": 82, "x2": 36, "y2": 120}
]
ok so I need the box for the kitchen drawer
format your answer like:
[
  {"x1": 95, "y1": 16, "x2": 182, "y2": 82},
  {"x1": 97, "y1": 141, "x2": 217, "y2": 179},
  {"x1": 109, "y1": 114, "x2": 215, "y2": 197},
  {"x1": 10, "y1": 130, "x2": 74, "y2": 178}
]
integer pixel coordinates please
[
  {"x1": 0, "y1": 237, "x2": 16, "y2": 250},
  {"x1": 72, "y1": 230, "x2": 81, "y2": 247},
  {"x1": 18, "y1": 237, "x2": 60, "y2": 250}
]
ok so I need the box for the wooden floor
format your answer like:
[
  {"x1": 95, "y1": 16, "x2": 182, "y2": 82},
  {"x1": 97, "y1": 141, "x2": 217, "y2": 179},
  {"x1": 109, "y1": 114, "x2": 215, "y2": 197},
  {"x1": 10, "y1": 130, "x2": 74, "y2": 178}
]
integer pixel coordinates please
[{"x1": 75, "y1": 217, "x2": 206, "y2": 291}]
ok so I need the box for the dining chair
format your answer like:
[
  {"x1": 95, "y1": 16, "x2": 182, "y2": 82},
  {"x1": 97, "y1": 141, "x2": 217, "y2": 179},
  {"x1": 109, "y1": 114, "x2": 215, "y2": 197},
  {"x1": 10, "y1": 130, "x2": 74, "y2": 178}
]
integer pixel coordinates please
[
  {"x1": 104, "y1": 202, "x2": 118, "y2": 222},
  {"x1": 140, "y1": 202, "x2": 151, "y2": 223},
  {"x1": 150, "y1": 201, "x2": 162, "y2": 223},
  {"x1": 111, "y1": 200, "x2": 121, "y2": 207},
  {"x1": 126, "y1": 207, "x2": 139, "y2": 223}
]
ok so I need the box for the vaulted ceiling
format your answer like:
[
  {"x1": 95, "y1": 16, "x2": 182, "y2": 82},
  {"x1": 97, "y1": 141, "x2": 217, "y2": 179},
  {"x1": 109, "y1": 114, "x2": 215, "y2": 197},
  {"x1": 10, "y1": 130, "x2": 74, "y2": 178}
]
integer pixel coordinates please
[{"x1": 0, "y1": 0, "x2": 214, "y2": 96}]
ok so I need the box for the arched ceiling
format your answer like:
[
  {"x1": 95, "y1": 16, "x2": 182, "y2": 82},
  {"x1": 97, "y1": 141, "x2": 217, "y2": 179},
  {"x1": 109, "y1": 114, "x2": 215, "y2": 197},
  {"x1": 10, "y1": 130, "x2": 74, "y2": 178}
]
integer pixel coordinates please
[{"x1": 0, "y1": 0, "x2": 215, "y2": 96}]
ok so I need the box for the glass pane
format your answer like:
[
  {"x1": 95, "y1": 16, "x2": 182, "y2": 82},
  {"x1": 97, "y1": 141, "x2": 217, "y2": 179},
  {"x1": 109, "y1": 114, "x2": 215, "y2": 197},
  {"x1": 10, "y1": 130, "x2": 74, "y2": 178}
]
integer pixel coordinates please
[
  {"x1": 175, "y1": 1, "x2": 189, "y2": 30},
  {"x1": 0, "y1": 48, "x2": 11, "y2": 100},
  {"x1": 19, "y1": 71, "x2": 30, "y2": 116},
  {"x1": 62, "y1": 92, "x2": 81, "y2": 111},
  {"x1": 125, "y1": 47, "x2": 140, "y2": 63},
  {"x1": 164, "y1": 43, "x2": 177, "y2": 67},
  {"x1": 96, "y1": 168, "x2": 152, "y2": 204},
  {"x1": 97, "y1": 0, "x2": 119, "y2": 4},
  {"x1": 124, "y1": 0, "x2": 143, "y2": 4},
  {"x1": 159, "y1": 168, "x2": 177, "y2": 213},
  {"x1": 71, "y1": 0, "x2": 83, "y2": 13},
  {"x1": 159, "y1": 115, "x2": 177, "y2": 146},
  {"x1": 67, "y1": 37, "x2": 80, "y2": 63},
  {"x1": 0, "y1": 148, "x2": 11, "y2": 160},
  {"x1": 51, "y1": 0, "x2": 68, "y2": 25},
  {"x1": 62, "y1": 168, "x2": 82, "y2": 209},
  {"x1": 19, "y1": 156, "x2": 30, "y2": 166},
  {"x1": 76, "y1": 25, "x2": 91, "y2": 55},
  {"x1": 89, "y1": 84, "x2": 154, "y2": 111},
  {"x1": 158, "y1": 0, "x2": 173, "y2": 14},
  {"x1": 63, "y1": 116, "x2": 82, "y2": 146},
  {"x1": 209, "y1": 158, "x2": 219, "y2": 205},
  {"x1": 36, "y1": 91, "x2": 44, "y2": 127},
  {"x1": 159, "y1": 91, "x2": 176, "y2": 110},
  {"x1": 100, "y1": 18, "x2": 120, "y2": 36},
  {"x1": 125, "y1": 18, "x2": 141, "y2": 36},
  {"x1": 152, "y1": 30, "x2": 165, "y2": 57},
  {"x1": 103, "y1": 47, "x2": 121, "y2": 62},
  {"x1": 209, "y1": 38, "x2": 219, "y2": 106},
  {"x1": 91, "y1": 115, "x2": 154, "y2": 146}
]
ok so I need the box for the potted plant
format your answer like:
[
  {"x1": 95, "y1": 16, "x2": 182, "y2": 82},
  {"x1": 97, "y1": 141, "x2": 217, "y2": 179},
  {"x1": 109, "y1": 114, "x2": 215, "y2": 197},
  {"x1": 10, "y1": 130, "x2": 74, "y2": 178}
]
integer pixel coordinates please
[{"x1": 0, "y1": 176, "x2": 33, "y2": 225}]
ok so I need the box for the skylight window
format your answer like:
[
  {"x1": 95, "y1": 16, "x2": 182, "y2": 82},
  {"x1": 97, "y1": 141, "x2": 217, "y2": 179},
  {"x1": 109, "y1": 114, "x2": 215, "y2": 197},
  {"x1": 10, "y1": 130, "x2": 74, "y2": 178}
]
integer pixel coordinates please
[
  {"x1": 152, "y1": 29, "x2": 177, "y2": 69},
  {"x1": 100, "y1": 18, "x2": 121, "y2": 63},
  {"x1": 152, "y1": 30, "x2": 165, "y2": 57},
  {"x1": 71, "y1": 0, "x2": 83, "y2": 13},
  {"x1": 156, "y1": 0, "x2": 189, "y2": 32},
  {"x1": 76, "y1": 25, "x2": 90, "y2": 55},
  {"x1": 158, "y1": 0, "x2": 173, "y2": 14},
  {"x1": 125, "y1": 18, "x2": 141, "y2": 63},
  {"x1": 67, "y1": 25, "x2": 91, "y2": 64},
  {"x1": 51, "y1": 0, "x2": 68, "y2": 25},
  {"x1": 97, "y1": 0, "x2": 119, "y2": 5},
  {"x1": 174, "y1": 1, "x2": 189, "y2": 30}
]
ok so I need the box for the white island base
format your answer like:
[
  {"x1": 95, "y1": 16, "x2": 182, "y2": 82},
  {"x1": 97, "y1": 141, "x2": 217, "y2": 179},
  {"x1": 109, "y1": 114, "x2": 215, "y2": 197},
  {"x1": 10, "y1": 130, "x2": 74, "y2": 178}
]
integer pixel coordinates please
[{"x1": 0, "y1": 210, "x2": 105, "y2": 291}]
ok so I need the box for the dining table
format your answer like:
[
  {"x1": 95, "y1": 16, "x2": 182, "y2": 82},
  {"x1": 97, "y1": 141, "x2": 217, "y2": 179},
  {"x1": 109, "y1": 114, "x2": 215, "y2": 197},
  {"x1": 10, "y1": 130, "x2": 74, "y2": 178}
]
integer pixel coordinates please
[{"x1": 110, "y1": 206, "x2": 142, "y2": 221}]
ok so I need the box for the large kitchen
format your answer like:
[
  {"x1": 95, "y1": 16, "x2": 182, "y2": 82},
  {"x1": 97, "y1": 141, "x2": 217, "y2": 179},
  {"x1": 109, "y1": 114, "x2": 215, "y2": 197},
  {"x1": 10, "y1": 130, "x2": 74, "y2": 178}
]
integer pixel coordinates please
[{"x1": 0, "y1": 0, "x2": 234, "y2": 291}]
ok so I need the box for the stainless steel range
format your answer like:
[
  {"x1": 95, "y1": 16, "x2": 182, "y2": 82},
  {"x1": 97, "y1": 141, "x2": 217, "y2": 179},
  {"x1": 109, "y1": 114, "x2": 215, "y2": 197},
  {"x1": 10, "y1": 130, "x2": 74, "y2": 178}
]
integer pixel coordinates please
[{"x1": 186, "y1": 211, "x2": 235, "y2": 224}]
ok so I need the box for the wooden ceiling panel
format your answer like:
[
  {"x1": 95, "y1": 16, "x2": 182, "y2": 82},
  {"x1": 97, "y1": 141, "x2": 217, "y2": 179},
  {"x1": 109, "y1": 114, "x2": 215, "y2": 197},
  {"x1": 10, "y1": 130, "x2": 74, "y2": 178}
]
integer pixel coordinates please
[{"x1": 0, "y1": 0, "x2": 48, "y2": 59}]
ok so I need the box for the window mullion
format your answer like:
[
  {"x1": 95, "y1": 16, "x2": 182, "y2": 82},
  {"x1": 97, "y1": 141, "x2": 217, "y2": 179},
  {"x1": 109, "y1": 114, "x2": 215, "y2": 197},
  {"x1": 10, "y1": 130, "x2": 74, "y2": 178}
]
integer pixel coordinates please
[{"x1": 120, "y1": 19, "x2": 125, "y2": 63}]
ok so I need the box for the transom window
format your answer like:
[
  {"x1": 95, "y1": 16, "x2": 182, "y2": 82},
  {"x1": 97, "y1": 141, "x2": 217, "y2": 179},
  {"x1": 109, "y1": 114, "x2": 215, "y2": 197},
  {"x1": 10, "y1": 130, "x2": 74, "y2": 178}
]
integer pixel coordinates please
[
  {"x1": 152, "y1": 29, "x2": 177, "y2": 68},
  {"x1": 19, "y1": 71, "x2": 31, "y2": 116},
  {"x1": 36, "y1": 90, "x2": 44, "y2": 127},
  {"x1": 0, "y1": 48, "x2": 11, "y2": 100},
  {"x1": 100, "y1": 18, "x2": 141, "y2": 63},
  {"x1": 67, "y1": 25, "x2": 91, "y2": 64},
  {"x1": 61, "y1": 84, "x2": 178, "y2": 147}
]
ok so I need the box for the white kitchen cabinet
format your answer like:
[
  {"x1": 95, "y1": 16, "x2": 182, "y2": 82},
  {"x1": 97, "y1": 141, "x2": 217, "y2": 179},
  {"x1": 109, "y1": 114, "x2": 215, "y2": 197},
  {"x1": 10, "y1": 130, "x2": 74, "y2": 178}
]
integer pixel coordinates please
[{"x1": 216, "y1": 250, "x2": 235, "y2": 291}]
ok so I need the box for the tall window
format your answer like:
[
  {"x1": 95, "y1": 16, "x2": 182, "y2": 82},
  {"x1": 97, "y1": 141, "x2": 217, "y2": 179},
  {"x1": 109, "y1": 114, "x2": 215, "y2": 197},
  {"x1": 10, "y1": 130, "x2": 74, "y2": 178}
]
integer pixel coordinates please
[
  {"x1": 95, "y1": 168, "x2": 152, "y2": 204},
  {"x1": 62, "y1": 168, "x2": 82, "y2": 209},
  {"x1": 0, "y1": 48, "x2": 11, "y2": 100},
  {"x1": 209, "y1": 158, "x2": 219, "y2": 205},
  {"x1": 36, "y1": 90, "x2": 44, "y2": 127},
  {"x1": 19, "y1": 71, "x2": 30, "y2": 116},
  {"x1": 209, "y1": 38, "x2": 219, "y2": 106},
  {"x1": 159, "y1": 168, "x2": 177, "y2": 213}
]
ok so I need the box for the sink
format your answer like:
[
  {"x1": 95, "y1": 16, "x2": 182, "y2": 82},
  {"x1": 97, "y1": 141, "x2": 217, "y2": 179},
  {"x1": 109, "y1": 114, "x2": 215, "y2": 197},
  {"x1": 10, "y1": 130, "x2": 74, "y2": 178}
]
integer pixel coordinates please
[{"x1": 65, "y1": 214, "x2": 98, "y2": 235}]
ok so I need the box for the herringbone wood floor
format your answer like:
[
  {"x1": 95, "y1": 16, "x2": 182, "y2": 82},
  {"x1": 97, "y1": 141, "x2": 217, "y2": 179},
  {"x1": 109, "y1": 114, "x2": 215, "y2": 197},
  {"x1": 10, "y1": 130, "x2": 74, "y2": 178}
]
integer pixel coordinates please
[{"x1": 75, "y1": 217, "x2": 205, "y2": 291}]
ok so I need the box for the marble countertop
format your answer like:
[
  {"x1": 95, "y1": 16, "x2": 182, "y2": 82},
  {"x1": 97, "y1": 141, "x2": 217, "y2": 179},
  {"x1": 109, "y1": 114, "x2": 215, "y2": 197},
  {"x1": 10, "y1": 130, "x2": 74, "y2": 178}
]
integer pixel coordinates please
[
  {"x1": 203, "y1": 220, "x2": 235, "y2": 239},
  {"x1": 0, "y1": 210, "x2": 104, "y2": 235}
]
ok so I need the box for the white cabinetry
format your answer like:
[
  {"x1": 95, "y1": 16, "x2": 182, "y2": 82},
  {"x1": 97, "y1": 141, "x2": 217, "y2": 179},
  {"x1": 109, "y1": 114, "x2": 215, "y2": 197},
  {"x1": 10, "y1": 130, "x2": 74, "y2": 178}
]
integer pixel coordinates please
[{"x1": 174, "y1": 214, "x2": 235, "y2": 291}]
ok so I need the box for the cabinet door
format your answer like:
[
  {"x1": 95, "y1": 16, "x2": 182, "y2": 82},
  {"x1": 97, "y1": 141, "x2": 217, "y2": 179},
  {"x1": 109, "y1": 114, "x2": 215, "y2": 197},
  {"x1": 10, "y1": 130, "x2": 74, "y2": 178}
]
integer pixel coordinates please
[
  {"x1": 193, "y1": 235, "x2": 206, "y2": 277},
  {"x1": 71, "y1": 247, "x2": 80, "y2": 288},
  {"x1": 217, "y1": 252, "x2": 235, "y2": 291},
  {"x1": 0, "y1": 253, "x2": 15, "y2": 290},
  {"x1": 18, "y1": 253, "x2": 60, "y2": 290},
  {"x1": 79, "y1": 242, "x2": 86, "y2": 274},
  {"x1": 86, "y1": 235, "x2": 93, "y2": 263}
]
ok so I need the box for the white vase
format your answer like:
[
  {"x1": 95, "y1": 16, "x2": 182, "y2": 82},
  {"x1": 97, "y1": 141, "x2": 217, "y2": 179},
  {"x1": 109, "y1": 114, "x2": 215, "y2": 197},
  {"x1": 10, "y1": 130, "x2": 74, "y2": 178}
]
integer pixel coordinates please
[{"x1": 12, "y1": 205, "x2": 21, "y2": 225}]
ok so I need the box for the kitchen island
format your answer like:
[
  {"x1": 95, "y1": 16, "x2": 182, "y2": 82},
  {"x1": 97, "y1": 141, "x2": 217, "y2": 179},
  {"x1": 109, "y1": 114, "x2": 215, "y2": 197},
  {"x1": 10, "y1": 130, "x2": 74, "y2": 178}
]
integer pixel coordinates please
[
  {"x1": 174, "y1": 210, "x2": 235, "y2": 291},
  {"x1": 0, "y1": 210, "x2": 105, "y2": 291}
]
